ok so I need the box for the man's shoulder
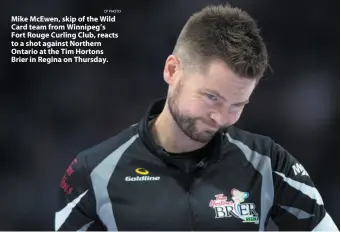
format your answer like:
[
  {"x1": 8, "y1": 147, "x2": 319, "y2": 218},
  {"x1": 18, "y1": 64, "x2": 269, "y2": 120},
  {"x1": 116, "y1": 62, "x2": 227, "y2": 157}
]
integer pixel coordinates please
[
  {"x1": 225, "y1": 126, "x2": 297, "y2": 165},
  {"x1": 75, "y1": 123, "x2": 140, "y2": 171},
  {"x1": 224, "y1": 126, "x2": 275, "y2": 157}
]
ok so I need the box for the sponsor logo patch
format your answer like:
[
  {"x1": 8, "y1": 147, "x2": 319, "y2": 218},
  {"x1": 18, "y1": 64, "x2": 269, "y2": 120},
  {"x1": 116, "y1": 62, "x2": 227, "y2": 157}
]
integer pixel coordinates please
[
  {"x1": 125, "y1": 168, "x2": 160, "y2": 182},
  {"x1": 209, "y1": 189, "x2": 259, "y2": 224}
]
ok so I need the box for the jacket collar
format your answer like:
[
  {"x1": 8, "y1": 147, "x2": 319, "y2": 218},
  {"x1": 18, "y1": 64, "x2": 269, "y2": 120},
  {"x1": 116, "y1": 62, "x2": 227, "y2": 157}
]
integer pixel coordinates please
[{"x1": 138, "y1": 98, "x2": 224, "y2": 166}]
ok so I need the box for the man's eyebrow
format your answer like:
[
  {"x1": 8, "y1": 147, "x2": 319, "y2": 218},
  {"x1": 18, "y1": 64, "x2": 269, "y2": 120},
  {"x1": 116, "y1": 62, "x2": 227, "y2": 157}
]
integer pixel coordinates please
[
  {"x1": 202, "y1": 88, "x2": 250, "y2": 105},
  {"x1": 232, "y1": 100, "x2": 250, "y2": 106}
]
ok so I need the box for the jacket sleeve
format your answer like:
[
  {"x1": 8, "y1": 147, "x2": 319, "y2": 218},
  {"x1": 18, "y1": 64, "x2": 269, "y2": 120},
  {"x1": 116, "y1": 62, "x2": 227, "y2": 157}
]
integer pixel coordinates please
[
  {"x1": 270, "y1": 143, "x2": 339, "y2": 231},
  {"x1": 55, "y1": 155, "x2": 105, "y2": 231}
]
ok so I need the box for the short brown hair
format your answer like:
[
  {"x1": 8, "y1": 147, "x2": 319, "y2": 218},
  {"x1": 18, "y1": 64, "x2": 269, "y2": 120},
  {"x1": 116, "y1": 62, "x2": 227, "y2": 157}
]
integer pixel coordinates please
[{"x1": 173, "y1": 4, "x2": 269, "y2": 79}]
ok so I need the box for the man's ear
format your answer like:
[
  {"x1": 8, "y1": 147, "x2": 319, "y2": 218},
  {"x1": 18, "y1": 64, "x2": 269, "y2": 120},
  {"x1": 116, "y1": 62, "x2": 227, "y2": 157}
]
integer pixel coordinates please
[{"x1": 163, "y1": 55, "x2": 181, "y2": 85}]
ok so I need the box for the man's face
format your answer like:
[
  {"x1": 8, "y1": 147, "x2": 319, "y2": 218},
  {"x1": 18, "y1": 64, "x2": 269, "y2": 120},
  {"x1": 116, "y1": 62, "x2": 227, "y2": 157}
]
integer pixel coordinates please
[{"x1": 167, "y1": 59, "x2": 257, "y2": 143}]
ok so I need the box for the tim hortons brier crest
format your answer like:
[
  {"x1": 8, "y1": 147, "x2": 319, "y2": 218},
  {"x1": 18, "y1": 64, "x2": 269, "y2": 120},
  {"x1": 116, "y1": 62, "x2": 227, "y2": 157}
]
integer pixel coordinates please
[{"x1": 209, "y1": 189, "x2": 259, "y2": 224}]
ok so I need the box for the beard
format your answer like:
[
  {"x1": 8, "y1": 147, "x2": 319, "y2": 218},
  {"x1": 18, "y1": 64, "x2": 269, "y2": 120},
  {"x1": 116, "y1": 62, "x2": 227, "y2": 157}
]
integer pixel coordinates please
[{"x1": 167, "y1": 81, "x2": 220, "y2": 143}]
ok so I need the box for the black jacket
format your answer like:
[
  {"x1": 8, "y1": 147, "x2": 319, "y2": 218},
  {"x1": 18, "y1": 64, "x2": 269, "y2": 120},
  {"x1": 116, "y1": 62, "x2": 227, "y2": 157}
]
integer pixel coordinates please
[{"x1": 55, "y1": 99, "x2": 338, "y2": 231}]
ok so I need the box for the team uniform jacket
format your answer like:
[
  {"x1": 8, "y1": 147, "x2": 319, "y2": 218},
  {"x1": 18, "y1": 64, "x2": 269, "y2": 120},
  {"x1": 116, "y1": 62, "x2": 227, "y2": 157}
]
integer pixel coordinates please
[{"x1": 55, "y1": 99, "x2": 338, "y2": 231}]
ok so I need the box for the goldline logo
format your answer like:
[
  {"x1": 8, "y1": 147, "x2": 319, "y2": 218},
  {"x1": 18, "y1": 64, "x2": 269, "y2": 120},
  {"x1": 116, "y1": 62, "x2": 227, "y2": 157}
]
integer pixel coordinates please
[
  {"x1": 125, "y1": 168, "x2": 160, "y2": 182},
  {"x1": 135, "y1": 168, "x2": 149, "y2": 175}
]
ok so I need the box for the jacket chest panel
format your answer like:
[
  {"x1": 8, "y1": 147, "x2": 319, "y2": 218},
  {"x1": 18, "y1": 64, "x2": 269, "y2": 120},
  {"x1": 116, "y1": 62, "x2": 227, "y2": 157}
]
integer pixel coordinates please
[
  {"x1": 107, "y1": 164, "x2": 191, "y2": 230},
  {"x1": 105, "y1": 159, "x2": 262, "y2": 230}
]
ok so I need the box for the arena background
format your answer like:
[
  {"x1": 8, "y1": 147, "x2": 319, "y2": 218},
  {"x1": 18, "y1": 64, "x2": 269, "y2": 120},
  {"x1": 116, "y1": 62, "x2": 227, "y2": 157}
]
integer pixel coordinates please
[{"x1": 1, "y1": 0, "x2": 340, "y2": 230}]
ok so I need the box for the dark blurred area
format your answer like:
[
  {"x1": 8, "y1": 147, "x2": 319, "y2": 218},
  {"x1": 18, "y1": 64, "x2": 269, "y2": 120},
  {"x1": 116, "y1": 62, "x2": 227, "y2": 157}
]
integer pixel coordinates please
[{"x1": 1, "y1": 0, "x2": 339, "y2": 230}]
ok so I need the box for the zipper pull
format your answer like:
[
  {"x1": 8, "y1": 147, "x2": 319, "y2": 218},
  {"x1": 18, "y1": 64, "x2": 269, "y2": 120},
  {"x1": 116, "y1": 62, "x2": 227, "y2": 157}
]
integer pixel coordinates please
[{"x1": 197, "y1": 160, "x2": 206, "y2": 168}]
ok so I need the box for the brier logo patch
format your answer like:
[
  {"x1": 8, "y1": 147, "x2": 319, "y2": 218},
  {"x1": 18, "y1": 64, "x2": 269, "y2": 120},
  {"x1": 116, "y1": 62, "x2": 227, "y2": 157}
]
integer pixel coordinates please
[{"x1": 209, "y1": 189, "x2": 259, "y2": 224}]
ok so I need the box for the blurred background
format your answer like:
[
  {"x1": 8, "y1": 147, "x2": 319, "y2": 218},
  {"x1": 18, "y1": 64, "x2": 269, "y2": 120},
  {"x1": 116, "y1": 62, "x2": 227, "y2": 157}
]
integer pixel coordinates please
[{"x1": 1, "y1": 0, "x2": 339, "y2": 230}]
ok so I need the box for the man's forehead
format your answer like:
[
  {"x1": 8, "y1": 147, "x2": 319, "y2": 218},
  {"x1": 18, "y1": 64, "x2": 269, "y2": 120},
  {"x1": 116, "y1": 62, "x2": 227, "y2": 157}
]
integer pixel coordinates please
[{"x1": 201, "y1": 67, "x2": 256, "y2": 91}]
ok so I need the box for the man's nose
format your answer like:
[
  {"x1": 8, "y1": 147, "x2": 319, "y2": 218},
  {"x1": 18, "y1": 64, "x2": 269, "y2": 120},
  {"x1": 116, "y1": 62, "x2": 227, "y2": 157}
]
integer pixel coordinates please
[{"x1": 209, "y1": 112, "x2": 229, "y2": 127}]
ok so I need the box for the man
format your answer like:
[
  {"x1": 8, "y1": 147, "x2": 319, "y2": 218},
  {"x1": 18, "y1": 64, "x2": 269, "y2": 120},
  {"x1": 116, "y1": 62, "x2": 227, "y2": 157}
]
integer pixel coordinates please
[{"x1": 55, "y1": 4, "x2": 338, "y2": 231}]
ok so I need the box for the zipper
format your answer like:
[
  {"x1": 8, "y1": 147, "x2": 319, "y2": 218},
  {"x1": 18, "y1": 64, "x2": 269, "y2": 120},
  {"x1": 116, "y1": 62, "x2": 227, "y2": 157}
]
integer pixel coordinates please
[
  {"x1": 185, "y1": 159, "x2": 213, "y2": 231},
  {"x1": 187, "y1": 187, "x2": 195, "y2": 231}
]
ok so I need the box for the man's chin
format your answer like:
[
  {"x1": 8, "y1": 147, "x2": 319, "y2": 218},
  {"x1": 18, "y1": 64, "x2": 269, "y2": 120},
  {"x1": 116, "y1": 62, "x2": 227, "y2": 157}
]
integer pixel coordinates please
[{"x1": 189, "y1": 131, "x2": 216, "y2": 143}]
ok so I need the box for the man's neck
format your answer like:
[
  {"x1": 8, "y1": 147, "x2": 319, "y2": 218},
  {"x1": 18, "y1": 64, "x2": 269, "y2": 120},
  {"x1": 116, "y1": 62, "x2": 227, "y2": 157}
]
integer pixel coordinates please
[{"x1": 150, "y1": 105, "x2": 206, "y2": 153}]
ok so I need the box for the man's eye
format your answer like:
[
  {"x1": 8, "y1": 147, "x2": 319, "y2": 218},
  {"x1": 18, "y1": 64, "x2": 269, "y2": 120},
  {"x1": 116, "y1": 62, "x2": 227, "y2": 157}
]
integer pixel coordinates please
[{"x1": 205, "y1": 93, "x2": 218, "y2": 101}]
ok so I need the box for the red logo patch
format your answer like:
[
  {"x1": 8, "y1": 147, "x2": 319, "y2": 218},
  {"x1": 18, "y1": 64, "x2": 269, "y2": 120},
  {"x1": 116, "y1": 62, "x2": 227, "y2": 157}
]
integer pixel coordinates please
[{"x1": 60, "y1": 158, "x2": 77, "y2": 194}]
